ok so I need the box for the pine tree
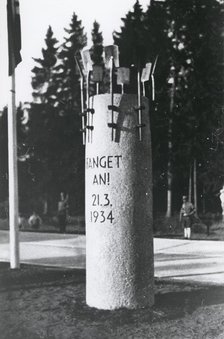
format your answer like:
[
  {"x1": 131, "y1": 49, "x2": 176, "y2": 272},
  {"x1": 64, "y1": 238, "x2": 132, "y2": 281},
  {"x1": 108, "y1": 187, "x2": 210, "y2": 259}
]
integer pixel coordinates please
[
  {"x1": 166, "y1": 0, "x2": 224, "y2": 212},
  {"x1": 113, "y1": 1, "x2": 149, "y2": 94},
  {"x1": 31, "y1": 26, "x2": 59, "y2": 105},
  {"x1": 55, "y1": 13, "x2": 87, "y2": 116},
  {"x1": 51, "y1": 13, "x2": 87, "y2": 213},
  {"x1": 27, "y1": 26, "x2": 60, "y2": 213},
  {"x1": 91, "y1": 21, "x2": 104, "y2": 66},
  {"x1": 89, "y1": 21, "x2": 105, "y2": 95},
  {"x1": 112, "y1": 0, "x2": 224, "y2": 215},
  {"x1": 114, "y1": 1, "x2": 147, "y2": 66}
]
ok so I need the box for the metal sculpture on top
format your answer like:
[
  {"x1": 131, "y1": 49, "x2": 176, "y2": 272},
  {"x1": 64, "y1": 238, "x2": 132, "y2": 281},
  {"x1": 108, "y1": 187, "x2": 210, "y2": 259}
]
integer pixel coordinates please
[{"x1": 75, "y1": 45, "x2": 157, "y2": 144}]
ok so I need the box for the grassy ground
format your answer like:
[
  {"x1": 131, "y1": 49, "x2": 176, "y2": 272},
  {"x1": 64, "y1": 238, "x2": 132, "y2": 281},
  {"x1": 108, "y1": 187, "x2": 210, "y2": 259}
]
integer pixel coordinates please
[
  {"x1": 0, "y1": 262, "x2": 224, "y2": 339},
  {"x1": 153, "y1": 214, "x2": 224, "y2": 241}
]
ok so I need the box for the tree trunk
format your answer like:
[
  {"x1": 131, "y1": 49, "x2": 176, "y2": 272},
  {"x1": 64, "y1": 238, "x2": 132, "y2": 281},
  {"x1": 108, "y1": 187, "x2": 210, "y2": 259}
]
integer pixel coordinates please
[
  {"x1": 166, "y1": 118, "x2": 172, "y2": 217},
  {"x1": 188, "y1": 164, "x2": 192, "y2": 203},
  {"x1": 202, "y1": 185, "x2": 206, "y2": 214},
  {"x1": 43, "y1": 197, "x2": 48, "y2": 215},
  {"x1": 193, "y1": 158, "x2": 198, "y2": 216},
  {"x1": 166, "y1": 68, "x2": 175, "y2": 218}
]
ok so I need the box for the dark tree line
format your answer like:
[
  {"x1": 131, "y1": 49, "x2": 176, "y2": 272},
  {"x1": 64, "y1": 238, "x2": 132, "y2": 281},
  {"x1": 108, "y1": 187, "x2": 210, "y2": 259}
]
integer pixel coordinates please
[
  {"x1": 0, "y1": 0, "x2": 223, "y2": 217},
  {"x1": 114, "y1": 0, "x2": 224, "y2": 215}
]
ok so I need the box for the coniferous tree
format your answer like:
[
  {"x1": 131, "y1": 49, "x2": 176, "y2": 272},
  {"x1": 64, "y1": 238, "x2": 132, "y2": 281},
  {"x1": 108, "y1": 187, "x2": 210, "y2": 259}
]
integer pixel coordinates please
[
  {"x1": 149, "y1": 0, "x2": 224, "y2": 214},
  {"x1": 27, "y1": 16, "x2": 88, "y2": 215},
  {"x1": 55, "y1": 13, "x2": 87, "y2": 116},
  {"x1": 89, "y1": 21, "x2": 105, "y2": 95},
  {"x1": 31, "y1": 26, "x2": 59, "y2": 105},
  {"x1": 91, "y1": 21, "x2": 104, "y2": 66},
  {"x1": 27, "y1": 26, "x2": 60, "y2": 213},
  {"x1": 114, "y1": 1, "x2": 146, "y2": 66},
  {"x1": 165, "y1": 0, "x2": 224, "y2": 211},
  {"x1": 114, "y1": 1, "x2": 170, "y2": 213},
  {"x1": 51, "y1": 13, "x2": 87, "y2": 214},
  {"x1": 113, "y1": 0, "x2": 224, "y2": 215},
  {"x1": 114, "y1": 1, "x2": 148, "y2": 93}
]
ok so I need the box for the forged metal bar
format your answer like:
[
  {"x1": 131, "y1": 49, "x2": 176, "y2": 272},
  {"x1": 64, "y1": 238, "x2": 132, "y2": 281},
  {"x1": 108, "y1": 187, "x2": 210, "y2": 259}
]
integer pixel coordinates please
[
  {"x1": 105, "y1": 45, "x2": 119, "y2": 141},
  {"x1": 151, "y1": 55, "x2": 158, "y2": 101},
  {"x1": 81, "y1": 49, "x2": 93, "y2": 143},
  {"x1": 75, "y1": 55, "x2": 86, "y2": 145}
]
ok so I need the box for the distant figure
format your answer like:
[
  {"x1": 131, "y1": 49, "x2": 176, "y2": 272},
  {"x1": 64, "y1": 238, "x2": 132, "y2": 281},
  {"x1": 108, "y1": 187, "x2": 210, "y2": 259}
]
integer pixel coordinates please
[
  {"x1": 28, "y1": 211, "x2": 42, "y2": 229},
  {"x1": 219, "y1": 185, "x2": 224, "y2": 221},
  {"x1": 180, "y1": 195, "x2": 195, "y2": 239},
  {"x1": 57, "y1": 192, "x2": 69, "y2": 233},
  {"x1": 18, "y1": 215, "x2": 25, "y2": 229}
]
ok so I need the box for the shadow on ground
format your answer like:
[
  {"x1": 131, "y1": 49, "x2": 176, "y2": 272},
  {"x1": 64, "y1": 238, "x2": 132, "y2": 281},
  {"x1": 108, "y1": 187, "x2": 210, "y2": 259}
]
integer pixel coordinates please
[
  {"x1": 0, "y1": 262, "x2": 85, "y2": 291},
  {"x1": 0, "y1": 262, "x2": 224, "y2": 339}
]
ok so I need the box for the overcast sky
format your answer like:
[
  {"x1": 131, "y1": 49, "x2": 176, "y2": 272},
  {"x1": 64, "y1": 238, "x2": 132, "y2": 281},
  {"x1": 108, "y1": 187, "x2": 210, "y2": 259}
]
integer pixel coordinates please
[{"x1": 0, "y1": 0, "x2": 150, "y2": 109}]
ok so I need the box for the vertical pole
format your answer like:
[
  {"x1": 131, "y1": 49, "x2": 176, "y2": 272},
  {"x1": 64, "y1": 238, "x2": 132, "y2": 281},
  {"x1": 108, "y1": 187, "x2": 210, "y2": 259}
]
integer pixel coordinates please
[
  {"x1": 8, "y1": 66, "x2": 20, "y2": 269},
  {"x1": 142, "y1": 82, "x2": 146, "y2": 97},
  {"x1": 137, "y1": 70, "x2": 142, "y2": 141},
  {"x1": 151, "y1": 75, "x2": 155, "y2": 101},
  {"x1": 80, "y1": 77, "x2": 85, "y2": 145},
  {"x1": 110, "y1": 57, "x2": 115, "y2": 141},
  {"x1": 96, "y1": 82, "x2": 99, "y2": 95},
  {"x1": 86, "y1": 70, "x2": 90, "y2": 143}
]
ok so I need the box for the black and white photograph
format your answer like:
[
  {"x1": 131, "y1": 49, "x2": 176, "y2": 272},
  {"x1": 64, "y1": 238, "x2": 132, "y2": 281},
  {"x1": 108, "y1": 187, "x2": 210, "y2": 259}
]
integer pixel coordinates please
[{"x1": 0, "y1": 0, "x2": 224, "y2": 338}]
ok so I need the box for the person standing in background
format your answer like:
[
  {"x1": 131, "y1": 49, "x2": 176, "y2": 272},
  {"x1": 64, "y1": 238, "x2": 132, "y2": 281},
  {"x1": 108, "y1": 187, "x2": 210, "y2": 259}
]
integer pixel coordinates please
[{"x1": 180, "y1": 195, "x2": 195, "y2": 239}]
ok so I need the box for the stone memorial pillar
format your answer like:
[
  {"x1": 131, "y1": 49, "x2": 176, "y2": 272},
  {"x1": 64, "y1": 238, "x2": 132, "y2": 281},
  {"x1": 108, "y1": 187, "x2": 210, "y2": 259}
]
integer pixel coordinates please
[{"x1": 85, "y1": 93, "x2": 154, "y2": 310}]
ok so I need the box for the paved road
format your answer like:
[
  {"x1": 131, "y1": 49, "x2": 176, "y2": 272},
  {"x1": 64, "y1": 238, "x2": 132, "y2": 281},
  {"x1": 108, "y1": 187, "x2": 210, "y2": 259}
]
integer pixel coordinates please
[{"x1": 0, "y1": 230, "x2": 224, "y2": 285}]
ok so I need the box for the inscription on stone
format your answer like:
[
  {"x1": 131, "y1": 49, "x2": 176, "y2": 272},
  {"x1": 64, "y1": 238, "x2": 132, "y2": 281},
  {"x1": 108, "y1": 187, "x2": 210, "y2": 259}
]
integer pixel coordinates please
[{"x1": 86, "y1": 155, "x2": 122, "y2": 224}]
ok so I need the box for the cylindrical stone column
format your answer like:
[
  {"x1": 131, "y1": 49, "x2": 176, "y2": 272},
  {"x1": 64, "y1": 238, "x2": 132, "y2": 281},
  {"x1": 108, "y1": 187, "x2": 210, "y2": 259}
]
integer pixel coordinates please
[{"x1": 85, "y1": 93, "x2": 154, "y2": 310}]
